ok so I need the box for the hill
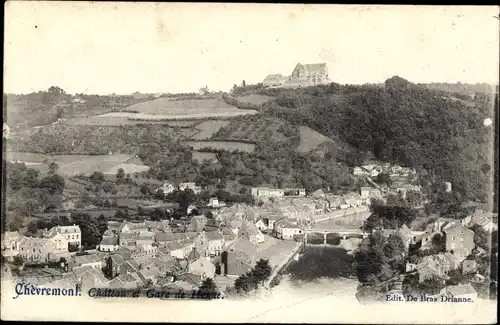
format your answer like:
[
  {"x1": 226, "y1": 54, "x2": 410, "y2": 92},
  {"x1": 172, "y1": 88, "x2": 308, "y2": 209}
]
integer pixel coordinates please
[
  {"x1": 254, "y1": 77, "x2": 495, "y2": 203},
  {"x1": 6, "y1": 78, "x2": 496, "y2": 203},
  {"x1": 4, "y1": 88, "x2": 149, "y2": 130}
]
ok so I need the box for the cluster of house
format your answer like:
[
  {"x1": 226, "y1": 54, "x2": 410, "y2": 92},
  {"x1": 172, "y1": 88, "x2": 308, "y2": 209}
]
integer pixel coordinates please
[
  {"x1": 382, "y1": 209, "x2": 497, "y2": 300},
  {"x1": 214, "y1": 203, "x2": 304, "y2": 241},
  {"x1": 250, "y1": 187, "x2": 306, "y2": 198},
  {"x1": 353, "y1": 163, "x2": 417, "y2": 179},
  {"x1": 2, "y1": 206, "x2": 297, "y2": 291},
  {"x1": 262, "y1": 63, "x2": 331, "y2": 89},
  {"x1": 2, "y1": 225, "x2": 82, "y2": 263},
  {"x1": 156, "y1": 182, "x2": 203, "y2": 197}
]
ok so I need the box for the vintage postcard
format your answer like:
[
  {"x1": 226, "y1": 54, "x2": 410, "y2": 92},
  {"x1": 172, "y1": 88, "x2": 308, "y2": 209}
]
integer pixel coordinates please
[{"x1": 2, "y1": 2, "x2": 498, "y2": 323}]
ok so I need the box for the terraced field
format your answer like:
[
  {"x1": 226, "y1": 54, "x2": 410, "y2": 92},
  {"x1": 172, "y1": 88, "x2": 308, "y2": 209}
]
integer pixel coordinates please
[
  {"x1": 182, "y1": 141, "x2": 256, "y2": 153},
  {"x1": 190, "y1": 120, "x2": 230, "y2": 140},
  {"x1": 192, "y1": 151, "x2": 219, "y2": 164},
  {"x1": 123, "y1": 97, "x2": 259, "y2": 118}
]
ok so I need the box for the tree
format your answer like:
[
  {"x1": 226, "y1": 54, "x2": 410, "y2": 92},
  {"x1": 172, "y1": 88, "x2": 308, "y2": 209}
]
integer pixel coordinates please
[
  {"x1": 431, "y1": 233, "x2": 446, "y2": 253},
  {"x1": 116, "y1": 168, "x2": 125, "y2": 182},
  {"x1": 362, "y1": 205, "x2": 416, "y2": 231},
  {"x1": 418, "y1": 275, "x2": 446, "y2": 295},
  {"x1": 375, "y1": 173, "x2": 392, "y2": 186},
  {"x1": 198, "y1": 278, "x2": 219, "y2": 298},
  {"x1": 471, "y1": 224, "x2": 490, "y2": 251},
  {"x1": 234, "y1": 273, "x2": 258, "y2": 293},
  {"x1": 155, "y1": 189, "x2": 165, "y2": 200},
  {"x1": 354, "y1": 232, "x2": 396, "y2": 285},
  {"x1": 140, "y1": 184, "x2": 149, "y2": 195},
  {"x1": 151, "y1": 208, "x2": 165, "y2": 221},
  {"x1": 8, "y1": 215, "x2": 25, "y2": 232},
  {"x1": 384, "y1": 234, "x2": 406, "y2": 271},
  {"x1": 250, "y1": 259, "x2": 272, "y2": 285},
  {"x1": 26, "y1": 221, "x2": 38, "y2": 236},
  {"x1": 114, "y1": 209, "x2": 128, "y2": 220},
  {"x1": 51, "y1": 215, "x2": 70, "y2": 227},
  {"x1": 97, "y1": 214, "x2": 108, "y2": 235},
  {"x1": 39, "y1": 174, "x2": 65, "y2": 195},
  {"x1": 406, "y1": 190, "x2": 423, "y2": 208},
  {"x1": 102, "y1": 256, "x2": 114, "y2": 279},
  {"x1": 48, "y1": 162, "x2": 59, "y2": 175},
  {"x1": 90, "y1": 171, "x2": 105, "y2": 184},
  {"x1": 102, "y1": 182, "x2": 116, "y2": 193},
  {"x1": 71, "y1": 213, "x2": 102, "y2": 249},
  {"x1": 13, "y1": 255, "x2": 24, "y2": 266},
  {"x1": 174, "y1": 189, "x2": 195, "y2": 215},
  {"x1": 48, "y1": 86, "x2": 66, "y2": 96}
]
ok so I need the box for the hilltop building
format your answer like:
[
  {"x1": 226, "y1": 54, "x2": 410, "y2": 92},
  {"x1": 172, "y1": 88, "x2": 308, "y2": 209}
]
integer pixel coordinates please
[{"x1": 262, "y1": 63, "x2": 330, "y2": 89}]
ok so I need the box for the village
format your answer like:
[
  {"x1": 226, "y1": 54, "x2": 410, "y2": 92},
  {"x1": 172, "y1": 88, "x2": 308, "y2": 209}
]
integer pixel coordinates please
[{"x1": 1, "y1": 157, "x2": 496, "y2": 302}]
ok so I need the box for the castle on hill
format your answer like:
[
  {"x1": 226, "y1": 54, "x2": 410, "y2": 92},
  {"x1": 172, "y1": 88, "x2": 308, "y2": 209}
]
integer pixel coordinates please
[{"x1": 262, "y1": 63, "x2": 330, "y2": 88}]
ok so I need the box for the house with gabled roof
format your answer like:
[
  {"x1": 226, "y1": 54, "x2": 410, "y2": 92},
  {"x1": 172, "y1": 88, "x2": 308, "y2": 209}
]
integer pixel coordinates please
[
  {"x1": 2, "y1": 231, "x2": 22, "y2": 251},
  {"x1": 220, "y1": 237, "x2": 258, "y2": 277},
  {"x1": 44, "y1": 225, "x2": 81, "y2": 249},
  {"x1": 443, "y1": 224, "x2": 475, "y2": 255},
  {"x1": 18, "y1": 237, "x2": 57, "y2": 263},
  {"x1": 108, "y1": 274, "x2": 139, "y2": 289},
  {"x1": 273, "y1": 218, "x2": 303, "y2": 240},
  {"x1": 468, "y1": 210, "x2": 497, "y2": 232},
  {"x1": 166, "y1": 240, "x2": 195, "y2": 259},
  {"x1": 240, "y1": 221, "x2": 265, "y2": 244},
  {"x1": 98, "y1": 236, "x2": 119, "y2": 252},
  {"x1": 68, "y1": 254, "x2": 103, "y2": 271},
  {"x1": 177, "y1": 272, "x2": 203, "y2": 287},
  {"x1": 194, "y1": 231, "x2": 225, "y2": 257}
]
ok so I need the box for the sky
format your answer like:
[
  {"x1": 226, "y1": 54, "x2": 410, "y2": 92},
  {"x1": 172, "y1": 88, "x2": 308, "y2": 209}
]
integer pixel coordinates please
[{"x1": 4, "y1": 3, "x2": 500, "y2": 95}]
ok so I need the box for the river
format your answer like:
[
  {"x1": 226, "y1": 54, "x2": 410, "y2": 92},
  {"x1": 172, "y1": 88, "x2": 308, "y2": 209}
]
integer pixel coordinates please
[{"x1": 236, "y1": 246, "x2": 496, "y2": 323}]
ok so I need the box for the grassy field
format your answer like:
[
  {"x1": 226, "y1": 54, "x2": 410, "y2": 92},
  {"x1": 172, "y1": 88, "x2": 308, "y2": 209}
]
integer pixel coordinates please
[
  {"x1": 102, "y1": 163, "x2": 150, "y2": 175},
  {"x1": 5, "y1": 151, "x2": 48, "y2": 163},
  {"x1": 123, "y1": 97, "x2": 259, "y2": 118},
  {"x1": 5, "y1": 152, "x2": 149, "y2": 177},
  {"x1": 236, "y1": 94, "x2": 274, "y2": 106},
  {"x1": 182, "y1": 141, "x2": 256, "y2": 153},
  {"x1": 297, "y1": 126, "x2": 334, "y2": 153},
  {"x1": 64, "y1": 115, "x2": 203, "y2": 127},
  {"x1": 190, "y1": 120, "x2": 230, "y2": 140},
  {"x1": 192, "y1": 151, "x2": 219, "y2": 164}
]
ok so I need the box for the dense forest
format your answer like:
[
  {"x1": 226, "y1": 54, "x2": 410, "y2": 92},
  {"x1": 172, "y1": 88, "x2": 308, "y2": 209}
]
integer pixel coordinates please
[{"x1": 256, "y1": 77, "x2": 496, "y2": 203}]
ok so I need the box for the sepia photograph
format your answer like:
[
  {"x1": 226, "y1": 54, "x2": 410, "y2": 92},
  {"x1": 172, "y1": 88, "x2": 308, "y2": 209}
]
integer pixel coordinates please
[{"x1": 1, "y1": 2, "x2": 499, "y2": 323}]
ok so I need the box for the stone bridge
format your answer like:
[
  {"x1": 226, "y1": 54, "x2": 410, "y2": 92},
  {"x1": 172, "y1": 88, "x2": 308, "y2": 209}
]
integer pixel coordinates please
[{"x1": 304, "y1": 228, "x2": 370, "y2": 245}]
